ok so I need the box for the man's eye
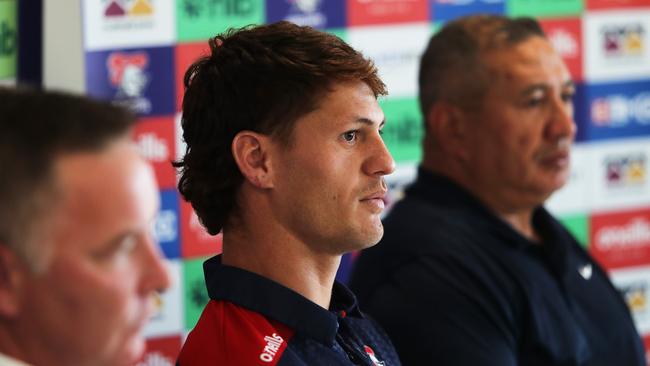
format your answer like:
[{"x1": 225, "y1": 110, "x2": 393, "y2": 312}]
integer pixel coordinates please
[
  {"x1": 561, "y1": 92, "x2": 575, "y2": 103},
  {"x1": 526, "y1": 98, "x2": 543, "y2": 107},
  {"x1": 91, "y1": 235, "x2": 137, "y2": 262},
  {"x1": 117, "y1": 236, "x2": 137, "y2": 254},
  {"x1": 342, "y1": 131, "x2": 358, "y2": 143}
]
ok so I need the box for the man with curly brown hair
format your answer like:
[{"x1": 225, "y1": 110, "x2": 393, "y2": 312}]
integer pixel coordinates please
[{"x1": 175, "y1": 21, "x2": 400, "y2": 366}]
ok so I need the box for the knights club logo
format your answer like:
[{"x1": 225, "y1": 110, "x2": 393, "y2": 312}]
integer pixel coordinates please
[
  {"x1": 107, "y1": 51, "x2": 152, "y2": 114},
  {"x1": 364, "y1": 345, "x2": 386, "y2": 366}
]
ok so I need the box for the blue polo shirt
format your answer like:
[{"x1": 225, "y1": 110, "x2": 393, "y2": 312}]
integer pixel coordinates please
[
  {"x1": 350, "y1": 168, "x2": 645, "y2": 366},
  {"x1": 178, "y1": 255, "x2": 400, "y2": 366}
]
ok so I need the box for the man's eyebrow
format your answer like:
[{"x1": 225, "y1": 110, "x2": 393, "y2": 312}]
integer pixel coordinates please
[
  {"x1": 355, "y1": 117, "x2": 386, "y2": 128},
  {"x1": 520, "y1": 79, "x2": 575, "y2": 96}
]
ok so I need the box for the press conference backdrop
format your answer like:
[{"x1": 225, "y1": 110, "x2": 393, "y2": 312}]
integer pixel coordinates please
[{"x1": 29, "y1": 0, "x2": 650, "y2": 364}]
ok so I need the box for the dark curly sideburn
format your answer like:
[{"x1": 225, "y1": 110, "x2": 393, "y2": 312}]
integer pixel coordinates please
[{"x1": 174, "y1": 21, "x2": 386, "y2": 236}]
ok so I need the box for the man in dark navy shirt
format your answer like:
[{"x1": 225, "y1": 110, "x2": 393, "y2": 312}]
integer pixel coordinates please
[
  {"x1": 174, "y1": 21, "x2": 400, "y2": 366},
  {"x1": 350, "y1": 15, "x2": 645, "y2": 366}
]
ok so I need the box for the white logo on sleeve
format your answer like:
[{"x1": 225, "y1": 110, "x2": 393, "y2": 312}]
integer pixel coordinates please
[{"x1": 260, "y1": 333, "x2": 284, "y2": 362}]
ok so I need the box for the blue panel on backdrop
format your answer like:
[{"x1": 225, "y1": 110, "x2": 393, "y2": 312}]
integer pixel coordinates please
[
  {"x1": 578, "y1": 79, "x2": 650, "y2": 141},
  {"x1": 431, "y1": 0, "x2": 505, "y2": 23},
  {"x1": 85, "y1": 46, "x2": 175, "y2": 117},
  {"x1": 156, "y1": 189, "x2": 180, "y2": 259},
  {"x1": 265, "y1": 0, "x2": 346, "y2": 29},
  {"x1": 573, "y1": 83, "x2": 589, "y2": 143}
]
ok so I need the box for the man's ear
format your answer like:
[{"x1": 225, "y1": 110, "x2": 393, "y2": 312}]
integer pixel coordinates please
[
  {"x1": 231, "y1": 131, "x2": 275, "y2": 189},
  {"x1": 425, "y1": 102, "x2": 471, "y2": 161},
  {"x1": 0, "y1": 245, "x2": 26, "y2": 317}
]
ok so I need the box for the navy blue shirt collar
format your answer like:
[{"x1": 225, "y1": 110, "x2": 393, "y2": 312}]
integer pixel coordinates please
[
  {"x1": 408, "y1": 167, "x2": 574, "y2": 278},
  {"x1": 203, "y1": 255, "x2": 363, "y2": 346}
]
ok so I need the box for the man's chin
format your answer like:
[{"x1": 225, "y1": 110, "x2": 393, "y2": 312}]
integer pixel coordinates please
[
  {"x1": 356, "y1": 224, "x2": 385, "y2": 250},
  {"x1": 117, "y1": 336, "x2": 147, "y2": 366}
]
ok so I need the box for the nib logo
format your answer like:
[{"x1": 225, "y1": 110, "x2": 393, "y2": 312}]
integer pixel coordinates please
[
  {"x1": 0, "y1": 20, "x2": 16, "y2": 56},
  {"x1": 549, "y1": 28, "x2": 578, "y2": 58},
  {"x1": 182, "y1": 0, "x2": 255, "y2": 17},
  {"x1": 137, "y1": 352, "x2": 174, "y2": 366},
  {"x1": 592, "y1": 93, "x2": 650, "y2": 127},
  {"x1": 136, "y1": 133, "x2": 169, "y2": 162}
]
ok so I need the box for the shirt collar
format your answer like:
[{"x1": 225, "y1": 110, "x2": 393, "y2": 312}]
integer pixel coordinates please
[
  {"x1": 203, "y1": 255, "x2": 363, "y2": 346},
  {"x1": 409, "y1": 167, "x2": 575, "y2": 277},
  {"x1": 408, "y1": 167, "x2": 559, "y2": 249}
]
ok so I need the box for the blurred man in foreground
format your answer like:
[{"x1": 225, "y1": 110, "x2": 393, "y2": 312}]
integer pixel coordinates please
[
  {"x1": 351, "y1": 15, "x2": 645, "y2": 366},
  {"x1": 0, "y1": 88, "x2": 171, "y2": 366},
  {"x1": 175, "y1": 21, "x2": 400, "y2": 365}
]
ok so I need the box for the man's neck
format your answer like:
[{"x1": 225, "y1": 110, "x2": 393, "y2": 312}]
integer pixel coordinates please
[
  {"x1": 221, "y1": 228, "x2": 341, "y2": 309},
  {"x1": 420, "y1": 161, "x2": 541, "y2": 243}
]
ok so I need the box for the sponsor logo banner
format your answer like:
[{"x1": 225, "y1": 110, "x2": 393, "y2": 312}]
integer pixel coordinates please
[
  {"x1": 430, "y1": 0, "x2": 505, "y2": 23},
  {"x1": 155, "y1": 189, "x2": 180, "y2": 259},
  {"x1": 586, "y1": 0, "x2": 650, "y2": 10},
  {"x1": 83, "y1": 0, "x2": 175, "y2": 51},
  {"x1": 183, "y1": 257, "x2": 211, "y2": 331},
  {"x1": 266, "y1": 0, "x2": 345, "y2": 29},
  {"x1": 584, "y1": 10, "x2": 650, "y2": 82},
  {"x1": 134, "y1": 117, "x2": 177, "y2": 189},
  {"x1": 588, "y1": 138, "x2": 650, "y2": 211},
  {"x1": 578, "y1": 80, "x2": 650, "y2": 141},
  {"x1": 138, "y1": 335, "x2": 182, "y2": 366},
  {"x1": 143, "y1": 260, "x2": 183, "y2": 337},
  {"x1": 176, "y1": 0, "x2": 265, "y2": 42},
  {"x1": 174, "y1": 42, "x2": 211, "y2": 111},
  {"x1": 379, "y1": 97, "x2": 423, "y2": 163},
  {"x1": 0, "y1": 0, "x2": 16, "y2": 80},
  {"x1": 609, "y1": 266, "x2": 650, "y2": 335},
  {"x1": 591, "y1": 208, "x2": 650, "y2": 269},
  {"x1": 85, "y1": 46, "x2": 175, "y2": 117},
  {"x1": 546, "y1": 143, "x2": 592, "y2": 216},
  {"x1": 347, "y1": 0, "x2": 429, "y2": 26},
  {"x1": 180, "y1": 199, "x2": 223, "y2": 258},
  {"x1": 506, "y1": 0, "x2": 583, "y2": 17},
  {"x1": 540, "y1": 17, "x2": 583, "y2": 82},
  {"x1": 348, "y1": 23, "x2": 431, "y2": 99}
]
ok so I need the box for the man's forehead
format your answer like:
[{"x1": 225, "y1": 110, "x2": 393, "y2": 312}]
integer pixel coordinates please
[{"x1": 484, "y1": 37, "x2": 570, "y2": 85}]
